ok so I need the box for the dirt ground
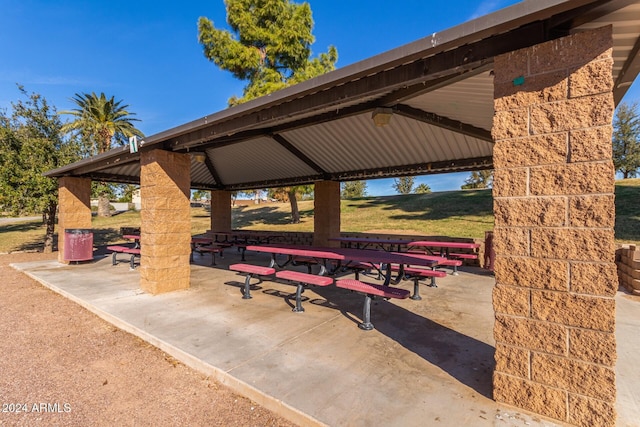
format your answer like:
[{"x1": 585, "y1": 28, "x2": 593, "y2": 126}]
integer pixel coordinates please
[{"x1": 0, "y1": 252, "x2": 297, "y2": 427}]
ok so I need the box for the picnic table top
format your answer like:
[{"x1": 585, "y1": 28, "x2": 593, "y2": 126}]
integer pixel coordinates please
[
  {"x1": 408, "y1": 240, "x2": 480, "y2": 249},
  {"x1": 329, "y1": 237, "x2": 411, "y2": 245},
  {"x1": 246, "y1": 244, "x2": 439, "y2": 267}
]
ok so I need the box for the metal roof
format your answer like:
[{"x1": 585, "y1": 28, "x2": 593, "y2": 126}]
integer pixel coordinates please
[{"x1": 46, "y1": 0, "x2": 640, "y2": 191}]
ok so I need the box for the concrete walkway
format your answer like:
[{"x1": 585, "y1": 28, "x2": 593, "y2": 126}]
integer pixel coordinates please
[{"x1": 12, "y1": 250, "x2": 640, "y2": 427}]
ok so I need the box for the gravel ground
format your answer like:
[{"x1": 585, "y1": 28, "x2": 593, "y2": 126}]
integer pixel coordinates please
[{"x1": 0, "y1": 252, "x2": 297, "y2": 427}]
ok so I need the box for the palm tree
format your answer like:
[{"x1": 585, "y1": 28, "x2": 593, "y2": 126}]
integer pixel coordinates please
[
  {"x1": 60, "y1": 92, "x2": 144, "y2": 154},
  {"x1": 60, "y1": 92, "x2": 144, "y2": 216}
]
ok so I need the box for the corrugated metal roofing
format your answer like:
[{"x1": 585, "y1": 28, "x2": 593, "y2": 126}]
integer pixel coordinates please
[{"x1": 45, "y1": 0, "x2": 640, "y2": 191}]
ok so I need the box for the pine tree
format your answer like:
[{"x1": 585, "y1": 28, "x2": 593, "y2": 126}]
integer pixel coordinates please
[
  {"x1": 198, "y1": 0, "x2": 338, "y2": 106},
  {"x1": 613, "y1": 102, "x2": 640, "y2": 178}
]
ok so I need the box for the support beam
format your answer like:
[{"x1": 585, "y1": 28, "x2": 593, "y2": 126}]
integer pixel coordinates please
[
  {"x1": 57, "y1": 177, "x2": 92, "y2": 264},
  {"x1": 313, "y1": 181, "x2": 340, "y2": 247},
  {"x1": 139, "y1": 149, "x2": 191, "y2": 294},
  {"x1": 211, "y1": 190, "x2": 232, "y2": 233},
  {"x1": 394, "y1": 104, "x2": 493, "y2": 142},
  {"x1": 492, "y1": 26, "x2": 617, "y2": 427}
]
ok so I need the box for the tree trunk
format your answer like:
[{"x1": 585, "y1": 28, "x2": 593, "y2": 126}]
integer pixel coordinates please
[
  {"x1": 97, "y1": 193, "x2": 111, "y2": 217},
  {"x1": 288, "y1": 189, "x2": 300, "y2": 224},
  {"x1": 43, "y1": 201, "x2": 57, "y2": 253}
]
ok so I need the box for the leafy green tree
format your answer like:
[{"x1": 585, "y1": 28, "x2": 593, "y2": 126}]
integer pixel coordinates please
[
  {"x1": 393, "y1": 176, "x2": 415, "y2": 194},
  {"x1": 613, "y1": 102, "x2": 640, "y2": 178},
  {"x1": 341, "y1": 181, "x2": 367, "y2": 199},
  {"x1": 59, "y1": 92, "x2": 144, "y2": 217},
  {"x1": 268, "y1": 185, "x2": 313, "y2": 223},
  {"x1": 0, "y1": 87, "x2": 81, "y2": 252},
  {"x1": 192, "y1": 189, "x2": 210, "y2": 202},
  {"x1": 414, "y1": 183, "x2": 432, "y2": 194},
  {"x1": 461, "y1": 170, "x2": 493, "y2": 190},
  {"x1": 198, "y1": 0, "x2": 338, "y2": 105},
  {"x1": 118, "y1": 184, "x2": 139, "y2": 203}
]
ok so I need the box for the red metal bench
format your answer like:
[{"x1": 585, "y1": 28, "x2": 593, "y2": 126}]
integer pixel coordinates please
[
  {"x1": 229, "y1": 263, "x2": 276, "y2": 299},
  {"x1": 389, "y1": 265, "x2": 446, "y2": 300},
  {"x1": 106, "y1": 245, "x2": 141, "y2": 269},
  {"x1": 336, "y1": 279, "x2": 410, "y2": 330},
  {"x1": 406, "y1": 251, "x2": 464, "y2": 275},
  {"x1": 275, "y1": 270, "x2": 333, "y2": 312}
]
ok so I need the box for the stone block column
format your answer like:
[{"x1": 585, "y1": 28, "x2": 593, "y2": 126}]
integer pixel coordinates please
[
  {"x1": 492, "y1": 26, "x2": 617, "y2": 427},
  {"x1": 313, "y1": 180, "x2": 340, "y2": 247},
  {"x1": 57, "y1": 177, "x2": 92, "y2": 263},
  {"x1": 210, "y1": 190, "x2": 232, "y2": 233},
  {"x1": 140, "y1": 150, "x2": 191, "y2": 294}
]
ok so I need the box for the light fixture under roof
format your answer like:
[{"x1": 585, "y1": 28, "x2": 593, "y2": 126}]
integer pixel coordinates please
[
  {"x1": 371, "y1": 107, "x2": 393, "y2": 127},
  {"x1": 190, "y1": 152, "x2": 206, "y2": 163}
]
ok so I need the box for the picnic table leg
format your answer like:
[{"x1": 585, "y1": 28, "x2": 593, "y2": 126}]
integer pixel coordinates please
[
  {"x1": 130, "y1": 254, "x2": 136, "y2": 270},
  {"x1": 451, "y1": 264, "x2": 459, "y2": 275},
  {"x1": 242, "y1": 275, "x2": 253, "y2": 299},
  {"x1": 410, "y1": 277, "x2": 423, "y2": 300},
  {"x1": 359, "y1": 295, "x2": 374, "y2": 331},
  {"x1": 292, "y1": 283, "x2": 305, "y2": 313},
  {"x1": 112, "y1": 252, "x2": 117, "y2": 266},
  {"x1": 382, "y1": 264, "x2": 394, "y2": 286},
  {"x1": 391, "y1": 264, "x2": 404, "y2": 285}
]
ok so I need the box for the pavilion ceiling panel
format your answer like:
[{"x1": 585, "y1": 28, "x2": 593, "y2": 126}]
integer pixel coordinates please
[
  {"x1": 282, "y1": 113, "x2": 494, "y2": 174},
  {"x1": 405, "y1": 72, "x2": 495, "y2": 131},
  {"x1": 90, "y1": 162, "x2": 140, "y2": 184},
  {"x1": 206, "y1": 137, "x2": 318, "y2": 185},
  {"x1": 190, "y1": 159, "x2": 217, "y2": 187}
]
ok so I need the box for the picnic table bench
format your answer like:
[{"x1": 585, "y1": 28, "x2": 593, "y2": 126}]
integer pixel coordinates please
[
  {"x1": 275, "y1": 270, "x2": 333, "y2": 312},
  {"x1": 408, "y1": 240, "x2": 480, "y2": 274},
  {"x1": 106, "y1": 245, "x2": 141, "y2": 269},
  {"x1": 229, "y1": 263, "x2": 276, "y2": 299},
  {"x1": 336, "y1": 279, "x2": 410, "y2": 330},
  {"x1": 190, "y1": 237, "x2": 226, "y2": 265},
  {"x1": 389, "y1": 265, "x2": 446, "y2": 300}
]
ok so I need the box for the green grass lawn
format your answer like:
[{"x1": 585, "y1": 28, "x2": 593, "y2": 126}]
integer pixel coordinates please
[{"x1": 1, "y1": 179, "x2": 638, "y2": 253}]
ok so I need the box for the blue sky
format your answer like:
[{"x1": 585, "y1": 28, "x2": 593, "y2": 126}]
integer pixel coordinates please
[{"x1": 1, "y1": 1, "x2": 637, "y2": 195}]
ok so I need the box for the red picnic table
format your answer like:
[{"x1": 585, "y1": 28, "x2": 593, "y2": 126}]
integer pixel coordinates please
[
  {"x1": 246, "y1": 244, "x2": 439, "y2": 287},
  {"x1": 407, "y1": 240, "x2": 480, "y2": 275},
  {"x1": 328, "y1": 236, "x2": 411, "y2": 252}
]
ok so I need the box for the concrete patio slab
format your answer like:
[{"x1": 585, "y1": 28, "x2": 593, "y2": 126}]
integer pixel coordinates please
[{"x1": 12, "y1": 249, "x2": 640, "y2": 427}]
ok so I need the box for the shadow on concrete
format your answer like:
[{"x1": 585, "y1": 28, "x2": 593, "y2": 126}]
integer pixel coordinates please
[{"x1": 226, "y1": 276, "x2": 495, "y2": 399}]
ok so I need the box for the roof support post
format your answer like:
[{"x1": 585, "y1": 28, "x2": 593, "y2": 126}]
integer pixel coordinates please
[
  {"x1": 210, "y1": 190, "x2": 232, "y2": 233},
  {"x1": 139, "y1": 149, "x2": 191, "y2": 294},
  {"x1": 57, "y1": 177, "x2": 92, "y2": 264},
  {"x1": 492, "y1": 26, "x2": 617, "y2": 427},
  {"x1": 313, "y1": 180, "x2": 340, "y2": 248}
]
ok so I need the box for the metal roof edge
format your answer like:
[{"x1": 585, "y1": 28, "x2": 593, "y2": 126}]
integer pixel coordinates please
[{"x1": 44, "y1": 145, "x2": 134, "y2": 177}]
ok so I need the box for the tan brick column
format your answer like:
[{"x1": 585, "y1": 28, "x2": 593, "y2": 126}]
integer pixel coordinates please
[
  {"x1": 210, "y1": 190, "x2": 232, "y2": 233},
  {"x1": 57, "y1": 177, "x2": 92, "y2": 263},
  {"x1": 492, "y1": 26, "x2": 617, "y2": 427},
  {"x1": 140, "y1": 149, "x2": 191, "y2": 294},
  {"x1": 313, "y1": 180, "x2": 340, "y2": 247}
]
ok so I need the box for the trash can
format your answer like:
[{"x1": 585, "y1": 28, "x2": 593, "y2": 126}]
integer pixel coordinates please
[{"x1": 64, "y1": 229, "x2": 94, "y2": 262}]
